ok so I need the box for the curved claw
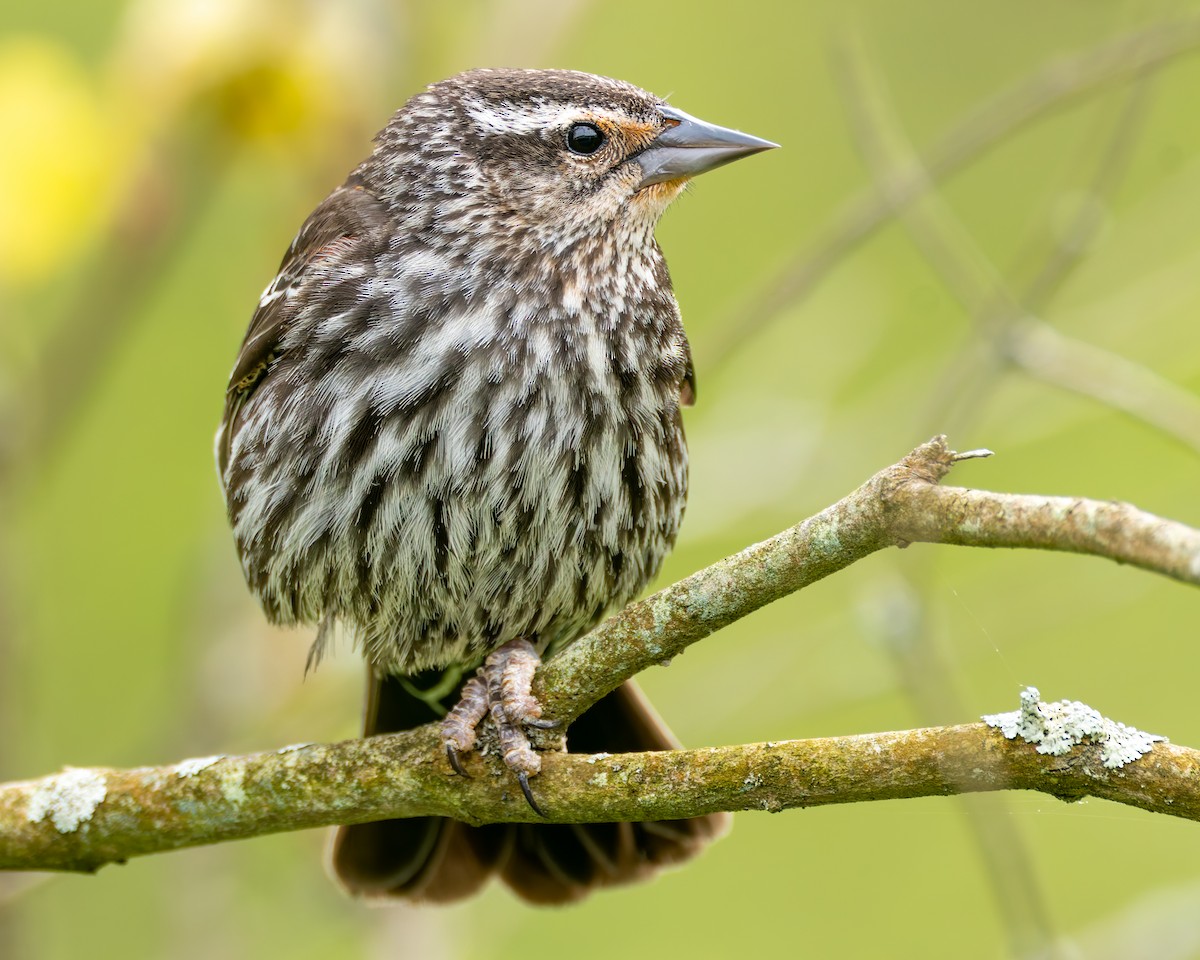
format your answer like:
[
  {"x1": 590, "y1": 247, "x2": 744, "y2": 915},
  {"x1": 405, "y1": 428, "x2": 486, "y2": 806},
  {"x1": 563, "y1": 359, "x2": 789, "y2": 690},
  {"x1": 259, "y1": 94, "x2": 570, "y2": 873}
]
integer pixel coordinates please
[
  {"x1": 446, "y1": 744, "x2": 470, "y2": 778},
  {"x1": 517, "y1": 771, "x2": 546, "y2": 817},
  {"x1": 524, "y1": 717, "x2": 561, "y2": 730}
]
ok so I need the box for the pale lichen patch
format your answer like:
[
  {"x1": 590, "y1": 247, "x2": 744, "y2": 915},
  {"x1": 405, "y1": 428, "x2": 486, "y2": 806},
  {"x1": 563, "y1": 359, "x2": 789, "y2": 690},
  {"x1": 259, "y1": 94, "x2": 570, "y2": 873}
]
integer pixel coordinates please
[
  {"x1": 26, "y1": 768, "x2": 108, "y2": 833},
  {"x1": 984, "y1": 686, "x2": 1165, "y2": 769},
  {"x1": 175, "y1": 755, "x2": 223, "y2": 777},
  {"x1": 650, "y1": 593, "x2": 675, "y2": 639},
  {"x1": 218, "y1": 764, "x2": 248, "y2": 804},
  {"x1": 810, "y1": 517, "x2": 842, "y2": 556}
]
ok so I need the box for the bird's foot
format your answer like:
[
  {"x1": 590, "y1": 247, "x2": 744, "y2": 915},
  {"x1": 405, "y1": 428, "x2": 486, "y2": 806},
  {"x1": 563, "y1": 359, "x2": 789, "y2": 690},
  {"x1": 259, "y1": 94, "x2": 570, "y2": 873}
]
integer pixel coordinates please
[{"x1": 441, "y1": 639, "x2": 557, "y2": 814}]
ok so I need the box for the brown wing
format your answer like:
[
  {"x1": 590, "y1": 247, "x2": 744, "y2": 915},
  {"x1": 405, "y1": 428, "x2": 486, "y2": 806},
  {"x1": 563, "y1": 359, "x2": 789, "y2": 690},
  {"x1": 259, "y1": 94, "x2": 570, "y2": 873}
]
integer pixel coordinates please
[
  {"x1": 215, "y1": 183, "x2": 390, "y2": 478},
  {"x1": 680, "y1": 341, "x2": 696, "y2": 407}
]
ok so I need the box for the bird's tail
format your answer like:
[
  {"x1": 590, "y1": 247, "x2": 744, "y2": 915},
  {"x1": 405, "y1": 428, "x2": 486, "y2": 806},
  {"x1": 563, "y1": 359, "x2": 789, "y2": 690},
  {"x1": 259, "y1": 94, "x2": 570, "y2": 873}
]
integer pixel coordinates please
[{"x1": 329, "y1": 669, "x2": 729, "y2": 904}]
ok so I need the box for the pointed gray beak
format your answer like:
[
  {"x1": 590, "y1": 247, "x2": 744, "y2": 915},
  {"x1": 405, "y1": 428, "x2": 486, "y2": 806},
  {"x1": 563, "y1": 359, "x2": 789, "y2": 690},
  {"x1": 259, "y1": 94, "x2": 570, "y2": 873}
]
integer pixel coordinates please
[{"x1": 635, "y1": 104, "x2": 778, "y2": 189}]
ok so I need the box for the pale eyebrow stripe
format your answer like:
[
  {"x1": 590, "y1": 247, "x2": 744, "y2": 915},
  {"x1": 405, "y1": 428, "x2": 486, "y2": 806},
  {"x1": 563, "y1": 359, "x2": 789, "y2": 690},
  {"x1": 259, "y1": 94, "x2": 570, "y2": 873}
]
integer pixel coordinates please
[{"x1": 462, "y1": 99, "x2": 628, "y2": 136}]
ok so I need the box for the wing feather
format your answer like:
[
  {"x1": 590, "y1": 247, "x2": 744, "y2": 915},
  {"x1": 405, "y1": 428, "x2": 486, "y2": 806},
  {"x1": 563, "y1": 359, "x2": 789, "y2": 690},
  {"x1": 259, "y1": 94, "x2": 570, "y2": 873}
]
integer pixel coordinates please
[{"x1": 216, "y1": 184, "x2": 390, "y2": 478}]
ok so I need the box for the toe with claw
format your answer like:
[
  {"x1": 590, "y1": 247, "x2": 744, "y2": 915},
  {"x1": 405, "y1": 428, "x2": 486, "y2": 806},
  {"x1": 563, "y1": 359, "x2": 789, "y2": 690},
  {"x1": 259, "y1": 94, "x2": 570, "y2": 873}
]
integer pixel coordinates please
[
  {"x1": 437, "y1": 638, "x2": 554, "y2": 814},
  {"x1": 441, "y1": 674, "x2": 488, "y2": 777}
]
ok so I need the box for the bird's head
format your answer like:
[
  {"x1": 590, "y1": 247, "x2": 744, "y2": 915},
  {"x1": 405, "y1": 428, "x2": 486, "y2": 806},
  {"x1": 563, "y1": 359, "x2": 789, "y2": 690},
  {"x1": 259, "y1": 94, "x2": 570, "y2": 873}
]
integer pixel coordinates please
[{"x1": 361, "y1": 68, "x2": 777, "y2": 255}]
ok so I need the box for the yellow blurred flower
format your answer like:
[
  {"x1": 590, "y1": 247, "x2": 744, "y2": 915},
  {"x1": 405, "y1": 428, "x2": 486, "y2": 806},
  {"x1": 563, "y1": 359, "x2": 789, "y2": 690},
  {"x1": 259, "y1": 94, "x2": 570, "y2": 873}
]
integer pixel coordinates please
[
  {"x1": 0, "y1": 1, "x2": 389, "y2": 290},
  {"x1": 109, "y1": 0, "x2": 385, "y2": 149},
  {"x1": 0, "y1": 38, "x2": 122, "y2": 286}
]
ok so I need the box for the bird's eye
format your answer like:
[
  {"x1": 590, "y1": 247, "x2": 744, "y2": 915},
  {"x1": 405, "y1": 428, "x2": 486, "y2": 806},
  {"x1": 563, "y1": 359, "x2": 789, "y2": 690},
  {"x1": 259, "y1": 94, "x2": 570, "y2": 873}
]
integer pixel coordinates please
[{"x1": 566, "y1": 123, "x2": 605, "y2": 156}]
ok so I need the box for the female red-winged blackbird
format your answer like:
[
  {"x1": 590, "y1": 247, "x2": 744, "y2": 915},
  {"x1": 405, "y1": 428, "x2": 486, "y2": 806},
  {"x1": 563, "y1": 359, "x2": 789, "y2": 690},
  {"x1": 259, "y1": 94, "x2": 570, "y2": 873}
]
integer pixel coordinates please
[{"x1": 217, "y1": 68, "x2": 775, "y2": 904}]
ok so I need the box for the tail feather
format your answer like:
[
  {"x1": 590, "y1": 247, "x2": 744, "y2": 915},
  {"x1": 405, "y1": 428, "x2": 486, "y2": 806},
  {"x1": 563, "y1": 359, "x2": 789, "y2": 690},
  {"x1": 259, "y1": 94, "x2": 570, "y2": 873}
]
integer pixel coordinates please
[{"x1": 330, "y1": 669, "x2": 728, "y2": 904}]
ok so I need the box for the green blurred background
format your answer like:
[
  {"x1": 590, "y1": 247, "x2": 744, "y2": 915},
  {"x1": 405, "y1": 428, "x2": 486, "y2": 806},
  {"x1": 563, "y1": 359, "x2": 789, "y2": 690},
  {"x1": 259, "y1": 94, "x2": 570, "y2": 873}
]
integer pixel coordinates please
[{"x1": 3, "y1": 1, "x2": 1200, "y2": 957}]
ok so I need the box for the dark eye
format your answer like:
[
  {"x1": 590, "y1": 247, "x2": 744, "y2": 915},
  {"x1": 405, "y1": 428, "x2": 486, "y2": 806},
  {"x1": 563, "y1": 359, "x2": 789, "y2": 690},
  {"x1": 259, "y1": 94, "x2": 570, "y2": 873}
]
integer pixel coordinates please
[{"x1": 566, "y1": 123, "x2": 605, "y2": 156}]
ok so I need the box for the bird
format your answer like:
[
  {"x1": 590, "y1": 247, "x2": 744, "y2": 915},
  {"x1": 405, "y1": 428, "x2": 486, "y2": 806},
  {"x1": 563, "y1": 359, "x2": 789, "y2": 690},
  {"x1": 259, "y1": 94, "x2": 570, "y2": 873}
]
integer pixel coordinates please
[{"x1": 216, "y1": 67, "x2": 776, "y2": 904}]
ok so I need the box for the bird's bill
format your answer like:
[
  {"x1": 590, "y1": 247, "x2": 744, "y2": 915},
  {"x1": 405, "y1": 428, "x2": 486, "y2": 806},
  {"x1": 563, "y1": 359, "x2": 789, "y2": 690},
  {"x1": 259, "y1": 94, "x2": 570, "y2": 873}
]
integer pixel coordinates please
[{"x1": 634, "y1": 105, "x2": 778, "y2": 189}]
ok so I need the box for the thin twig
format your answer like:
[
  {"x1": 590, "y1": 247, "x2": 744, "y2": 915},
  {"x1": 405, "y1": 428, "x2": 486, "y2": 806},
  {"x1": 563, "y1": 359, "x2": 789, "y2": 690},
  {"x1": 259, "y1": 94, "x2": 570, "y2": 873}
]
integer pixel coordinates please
[{"x1": 538, "y1": 437, "x2": 1199, "y2": 727}]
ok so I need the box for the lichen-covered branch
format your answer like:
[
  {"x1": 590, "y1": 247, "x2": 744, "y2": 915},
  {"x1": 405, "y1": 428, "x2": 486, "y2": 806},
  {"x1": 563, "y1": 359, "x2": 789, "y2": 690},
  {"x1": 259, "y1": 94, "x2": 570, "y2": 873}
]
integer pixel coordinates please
[
  {"x1": 537, "y1": 436, "x2": 1200, "y2": 725},
  {"x1": 2, "y1": 436, "x2": 1198, "y2": 873},
  {"x1": 3, "y1": 702, "x2": 1199, "y2": 873}
]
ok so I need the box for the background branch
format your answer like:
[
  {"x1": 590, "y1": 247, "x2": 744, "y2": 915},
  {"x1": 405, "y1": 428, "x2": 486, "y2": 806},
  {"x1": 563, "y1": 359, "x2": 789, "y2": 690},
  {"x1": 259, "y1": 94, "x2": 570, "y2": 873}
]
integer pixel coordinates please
[
  {"x1": 832, "y1": 37, "x2": 1200, "y2": 457},
  {"x1": 828, "y1": 31, "x2": 1197, "y2": 959},
  {"x1": 2, "y1": 437, "x2": 1196, "y2": 873},
  {"x1": 704, "y1": 15, "x2": 1200, "y2": 369}
]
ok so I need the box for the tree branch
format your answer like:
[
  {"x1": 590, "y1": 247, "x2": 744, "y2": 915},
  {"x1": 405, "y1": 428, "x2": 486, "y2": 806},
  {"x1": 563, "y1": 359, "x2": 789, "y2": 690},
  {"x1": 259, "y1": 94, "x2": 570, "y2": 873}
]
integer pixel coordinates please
[
  {"x1": 539, "y1": 436, "x2": 1199, "y2": 726},
  {"x1": 4, "y1": 714, "x2": 1198, "y2": 874},
  {"x1": 2, "y1": 437, "x2": 1197, "y2": 873}
]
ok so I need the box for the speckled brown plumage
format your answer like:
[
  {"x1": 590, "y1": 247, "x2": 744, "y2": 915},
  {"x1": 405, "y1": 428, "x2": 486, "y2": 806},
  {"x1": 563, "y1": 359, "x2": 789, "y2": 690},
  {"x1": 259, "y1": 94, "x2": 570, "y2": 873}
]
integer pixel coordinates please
[{"x1": 216, "y1": 67, "x2": 773, "y2": 904}]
